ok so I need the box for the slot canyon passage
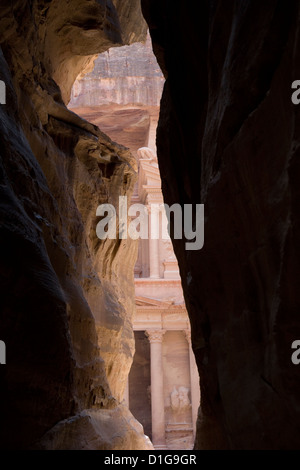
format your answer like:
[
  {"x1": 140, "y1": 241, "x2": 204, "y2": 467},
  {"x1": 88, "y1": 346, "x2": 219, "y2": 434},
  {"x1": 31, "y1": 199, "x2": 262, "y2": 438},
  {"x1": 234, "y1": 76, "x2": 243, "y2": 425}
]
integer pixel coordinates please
[
  {"x1": 68, "y1": 32, "x2": 201, "y2": 451},
  {"x1": 0, "y1": 0, "x2": 300, "y2": 451}
]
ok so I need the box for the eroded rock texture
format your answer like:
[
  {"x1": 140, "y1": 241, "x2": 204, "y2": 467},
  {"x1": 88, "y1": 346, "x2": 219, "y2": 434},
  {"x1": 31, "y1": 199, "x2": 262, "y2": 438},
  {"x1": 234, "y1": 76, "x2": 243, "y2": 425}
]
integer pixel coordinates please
[
  {"x1": 70, "y1": 32, "x2": 164, "y2": 107},
  {"x1": 142, "y1": 0, "x2": 300, "y2": 449},
  {"x1": 0, "y1": 1, "x2": 153, "y2": 450}
]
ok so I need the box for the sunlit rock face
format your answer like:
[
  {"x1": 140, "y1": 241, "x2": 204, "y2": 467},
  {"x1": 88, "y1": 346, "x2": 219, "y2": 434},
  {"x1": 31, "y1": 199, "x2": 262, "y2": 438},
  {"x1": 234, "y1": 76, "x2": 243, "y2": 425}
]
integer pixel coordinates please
[
  {"x1": 69, "y1": 30, "x2": 164, "y2": 165},
  {"x1": 0, "y1": 0, "x2": 153, "y2": 450},
  {"x1": 142, "y1": 0, "x2": 300, "y2": 449}
]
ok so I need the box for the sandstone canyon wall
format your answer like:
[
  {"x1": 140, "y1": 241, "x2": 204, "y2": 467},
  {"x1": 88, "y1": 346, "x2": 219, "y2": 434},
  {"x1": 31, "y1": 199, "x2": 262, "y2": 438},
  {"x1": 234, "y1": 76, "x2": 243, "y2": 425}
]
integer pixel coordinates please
[
  {"x1": 1, "y1": 0, "x2": 300, "y2": 452},
  {"x1": 69, "y1": 30, "x2": 164, "y2": 165},
  {"x1": 142, "y1": 0, "x2": 300, "y2": 449},
  {"x1": 70, "y1": 32, "x2": 164, "y2": 107},
  {"x1": 0, "y1": 0, "x2": 153, "y2": 450}
]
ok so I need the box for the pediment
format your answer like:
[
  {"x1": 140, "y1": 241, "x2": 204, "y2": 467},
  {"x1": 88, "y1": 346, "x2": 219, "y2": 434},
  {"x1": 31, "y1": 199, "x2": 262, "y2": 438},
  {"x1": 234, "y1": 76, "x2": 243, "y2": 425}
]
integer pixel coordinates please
[{"x1": 135, "y1": 296, "x2": 173, "y2": 308}]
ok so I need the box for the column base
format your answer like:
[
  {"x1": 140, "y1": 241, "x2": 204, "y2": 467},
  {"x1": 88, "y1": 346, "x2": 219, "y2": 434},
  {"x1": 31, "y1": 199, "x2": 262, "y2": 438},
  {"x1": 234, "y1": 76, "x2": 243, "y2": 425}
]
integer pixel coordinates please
[{"x1": 154, "y1": 444, "x2": 168, "y2": 450}]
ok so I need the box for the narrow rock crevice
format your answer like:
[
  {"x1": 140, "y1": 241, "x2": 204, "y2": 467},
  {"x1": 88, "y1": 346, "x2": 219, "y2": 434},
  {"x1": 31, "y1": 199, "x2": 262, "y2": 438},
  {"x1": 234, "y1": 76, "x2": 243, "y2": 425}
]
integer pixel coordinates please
[{"x1": 1, "y1": 0, "x2": 300, "y2": 451}]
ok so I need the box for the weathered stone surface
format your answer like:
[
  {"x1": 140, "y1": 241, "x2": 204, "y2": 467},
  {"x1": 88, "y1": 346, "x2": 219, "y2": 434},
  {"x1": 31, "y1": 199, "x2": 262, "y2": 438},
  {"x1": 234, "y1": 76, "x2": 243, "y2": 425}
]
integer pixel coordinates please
[
  {"x1": 142, "y1": 0, "x2": 300, "y2": 450},
  {"x1": 69, "y1": 104, "x2": 156, "y2": 157},
  {"x1": 2, "y1": 0, "x2": 300, "y2": 452},
  {"x1": 70, "y1": 32, "x2": 164, "y2": 107},
  {"x1": 36, "y1": 405, "x2": 154, "y2": 450},
  {"x1": 0, "y1": 0, "x2": 151, "y2": 450}
]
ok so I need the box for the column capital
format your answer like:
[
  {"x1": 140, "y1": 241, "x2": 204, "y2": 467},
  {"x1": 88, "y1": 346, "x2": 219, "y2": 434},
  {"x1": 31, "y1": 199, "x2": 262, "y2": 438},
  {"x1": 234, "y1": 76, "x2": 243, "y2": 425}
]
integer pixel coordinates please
[{"x1": 145, "y1": 329, "x2": 165, "y2": 343}]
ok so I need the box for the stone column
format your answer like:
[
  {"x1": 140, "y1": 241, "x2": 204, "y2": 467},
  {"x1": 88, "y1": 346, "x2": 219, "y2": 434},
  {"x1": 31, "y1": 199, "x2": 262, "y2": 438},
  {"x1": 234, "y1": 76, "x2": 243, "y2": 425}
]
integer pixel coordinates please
[
  {"x1": 147, "y1": 115, "x2": 158, "y2": 155},
  {"x1": 145, "y1": 329, "x2": 167, "y2": 449},
  {"x1": 185, "y1": 330, "x2": 201, "y2": 439},
  {"x1": 148, "y1": 205, "x2": 160, "y2": 278}
]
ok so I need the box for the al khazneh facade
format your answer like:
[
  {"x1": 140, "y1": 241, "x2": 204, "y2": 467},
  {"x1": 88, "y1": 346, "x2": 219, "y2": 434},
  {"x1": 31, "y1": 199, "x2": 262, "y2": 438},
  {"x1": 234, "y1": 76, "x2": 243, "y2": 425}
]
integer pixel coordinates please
[{"x1": 125, "y1": 145, "x2": 201, "y2": 451}]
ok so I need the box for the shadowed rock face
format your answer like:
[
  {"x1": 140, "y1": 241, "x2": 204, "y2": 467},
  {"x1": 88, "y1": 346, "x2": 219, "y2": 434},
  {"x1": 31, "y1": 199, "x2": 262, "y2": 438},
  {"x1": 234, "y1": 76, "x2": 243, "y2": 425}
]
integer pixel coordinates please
[
  {"x1": 0, "y1": 1, "x2": 153, "y2": 450},
  {"x1": 1, "y1": 0, "x2": 300, "y2": 451},
  {"x1": 142, "y1": 0, "x2": 300, "y2": 449}
]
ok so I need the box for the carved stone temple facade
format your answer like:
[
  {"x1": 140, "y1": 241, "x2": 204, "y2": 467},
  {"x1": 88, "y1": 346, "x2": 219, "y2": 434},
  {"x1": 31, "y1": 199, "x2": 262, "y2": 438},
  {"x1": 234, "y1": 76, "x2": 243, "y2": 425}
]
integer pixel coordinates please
[{"x1": 124, "y1": 147, "x2": 201, "y2": 451}]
